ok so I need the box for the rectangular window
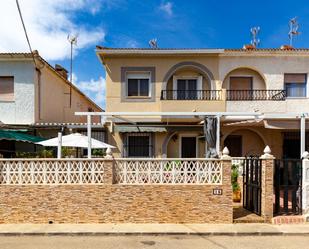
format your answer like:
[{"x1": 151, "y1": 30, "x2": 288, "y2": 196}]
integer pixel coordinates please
[
  {"x1": 127, "y1": 73, "x2": 150, "y2": 97},
  {"x1": 125, "y1": 133, "x2": 153, "y2": 157},
  {"x1": 284, "y1": 73, "x2": 307, "y2": 98},
  {"x1": 0, "y1": 76, "x2": 14, "y2": 101}
]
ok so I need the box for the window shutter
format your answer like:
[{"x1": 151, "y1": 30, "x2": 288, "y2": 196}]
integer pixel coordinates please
[
  {"x1": 230, "y1": 77, "x2": 252, "y2": 90},
  {"x1": 284, "y1": 74, "x2": 306, "y2": 83},
  {"x1": 0, "y1": 77, "x2": 14, "y2": 101}
]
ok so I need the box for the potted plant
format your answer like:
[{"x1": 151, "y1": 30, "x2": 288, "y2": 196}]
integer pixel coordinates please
[{"x1": 231, "y1": 164, "x2": 241, "y2": 202}]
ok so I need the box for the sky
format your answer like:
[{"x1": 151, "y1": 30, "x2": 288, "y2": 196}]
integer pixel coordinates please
[{"x1": 0, "y1": 0, "x2": 309, "y2": 109}]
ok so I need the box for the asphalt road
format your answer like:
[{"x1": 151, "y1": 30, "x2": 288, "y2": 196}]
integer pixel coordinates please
[{"x1": 1, "y1": 235, "x2": 309, "y2": 249}]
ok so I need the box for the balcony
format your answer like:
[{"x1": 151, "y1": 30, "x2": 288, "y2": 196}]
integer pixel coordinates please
[
  {"x1": 160, "y1": 90, "x2": 222, "y2": 100},
  {"x1": 226, "y1": 90, "x2": 286, "y2": 101}
]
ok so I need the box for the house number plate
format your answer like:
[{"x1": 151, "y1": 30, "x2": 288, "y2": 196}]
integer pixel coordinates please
[{"x1": 213, "y1": 189, "x2": 223, "y2": 195}]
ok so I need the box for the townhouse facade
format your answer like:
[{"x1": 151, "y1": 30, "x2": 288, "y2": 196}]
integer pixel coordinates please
[
  {"x1": 0, "y1": 51, "x2": 103, "y2": 157},
  {"x1": 97, "y1": 46, "x2": 309, "y2": 159}
]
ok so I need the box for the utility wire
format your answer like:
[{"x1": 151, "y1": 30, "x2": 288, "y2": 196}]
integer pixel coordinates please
[{"x1": 15, "y1": 0, "x2": 38, "y2": 68}]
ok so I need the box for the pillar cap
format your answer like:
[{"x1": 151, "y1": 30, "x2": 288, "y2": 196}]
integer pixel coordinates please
[
  {"x1": 104, "y1": 147, "x2": 113, "y2": 159},
  {"x1": 260, "y1": 145, "x2": 275, "y2": 159},
  {"x1": 221, "y1": 146, "x2": 231, "y2": 160},
  {"x1": 302, "y1": 151, "x2": 309, "y2": 159}
]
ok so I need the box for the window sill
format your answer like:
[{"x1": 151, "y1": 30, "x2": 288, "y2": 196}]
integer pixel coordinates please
[
  {"x1": 126, "y1": 96, "x2": 151, "y2": 99},
  {"x1": 286, "y1": 97, "x2": 308, "y2": 99},
  {"x1": 0, "y1": 100, "x2": 15, "y2": 103}
]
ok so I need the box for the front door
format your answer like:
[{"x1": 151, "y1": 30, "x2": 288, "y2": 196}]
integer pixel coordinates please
[
  {"x1": 224, "y1": 135, "x2": 242, "y2": 157},
  {"x1": 181, "y1": 137, "x2": 196, "y2": 158}
]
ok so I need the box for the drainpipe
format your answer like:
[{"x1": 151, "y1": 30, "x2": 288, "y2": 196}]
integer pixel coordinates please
[
  {"x1": 87, "y1": 114, "x2": 92, "y2": 158},
  {"x1": 216, "y1": 115, "x2": 221, "y2": 155},
  {"x1": 300, "y1": 114, "x2": 306, "y2": 158},
  {"x1": 36, "y1": 68, "x2": 42, "y2": 120}
]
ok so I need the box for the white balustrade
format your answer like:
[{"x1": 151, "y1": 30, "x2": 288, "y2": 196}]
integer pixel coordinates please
[
  {"x1": 114, "y1": 159, "x2": 222, "y2": 185},
  {"x1": 0, "y1": 159, "x2": 105, "y2": 185}
]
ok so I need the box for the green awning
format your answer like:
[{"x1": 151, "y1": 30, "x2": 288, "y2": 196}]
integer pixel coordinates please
[
  {"x1": 114, "y1": 125, "x2": 167, "y2": 133},
  {"x1": 0, "y1": 130, "x2": 44, "y2": 143}
]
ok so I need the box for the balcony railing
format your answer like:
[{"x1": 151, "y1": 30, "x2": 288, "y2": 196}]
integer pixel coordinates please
[
  {"x1": 226, "y1": 90, "x2": 286, "y2": 101},
  {"x1": 160, "y1": 90, "x2": 222, "y2": 100}
]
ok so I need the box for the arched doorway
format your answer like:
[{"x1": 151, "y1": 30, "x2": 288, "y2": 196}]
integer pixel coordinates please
[{"x1": 223, "y1": 129, "x2": 266, "y2": 157}]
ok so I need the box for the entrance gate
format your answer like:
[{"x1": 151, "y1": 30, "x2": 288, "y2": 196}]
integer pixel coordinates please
[
  {"x1": 274, "y1": 159, "x2": 302, "y2": 215},
  {"x1": 243, "y1": 157, "x2": 262, "y2": 215}
]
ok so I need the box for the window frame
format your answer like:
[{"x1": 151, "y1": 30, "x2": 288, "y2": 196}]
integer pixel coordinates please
[
  {"x1": 172, "y1": 75, "x2": 202, "y2": 100},
  {"x1": 121, "y1": 67, "x2": 156, "y2": 102},
  {"x1": 126, "y1": 72, "x2": 151, "y2": 98},
  {"x1": 0, "y1": 76, "x2": 14, "y2": 102},
  {"x1": 125, "y1": 133, "x2": 153, "y2": 158},
  {"x1": 284, "y1": 73, "x2": 307, "y2": 98}
]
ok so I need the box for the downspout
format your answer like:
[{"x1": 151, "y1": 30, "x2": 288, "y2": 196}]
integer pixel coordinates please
[{"x1": 36, "y1": 68, "x2": 42, "y2": 120}]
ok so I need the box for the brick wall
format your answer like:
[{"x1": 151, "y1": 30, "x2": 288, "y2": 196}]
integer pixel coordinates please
[
  {"x1": 0, "y1": 159, "x2": 233, "y2": 224},
  {"x1": 0, "y1": 184, "x2": 232, "y2": 223}
]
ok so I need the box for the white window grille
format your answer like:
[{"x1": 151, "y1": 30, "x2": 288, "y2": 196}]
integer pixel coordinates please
[
  {"x1": 0, "y1": 160, "x2": 105, "y2": 185},
  {"x1": 114, "y1": 159, "x2": 222, "y2": 185}
]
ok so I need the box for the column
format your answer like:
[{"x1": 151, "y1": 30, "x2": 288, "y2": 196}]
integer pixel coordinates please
[{"x1": 260, "y1": 145, "x2": 275, "y2": 223}]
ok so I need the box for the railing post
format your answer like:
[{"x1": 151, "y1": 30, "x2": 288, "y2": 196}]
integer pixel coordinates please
[
  {"x1": 43, "y1": 161, "x2": 47, "y2": 184},
  {"x1": 5, "y1": 162, "x2": 10, "y2": 184},
  {"x1": 79, "y1": 161, "x2": 83, "y2": 184},
  {"x1": 30, "y1": 161, "x2": 35, "y2": 184},
  {"x1": 260, "y1": 146, "x2": 275, "y2": 223},
  {"x1": 18, "y1": 161, "x2": 22, "y2": 184},
  {"x1": 160, "y1": 160, "x2": 164, "y2": 184},
  {"x1": 67, "y1": 160, "x2": 71, "y2": 184}
]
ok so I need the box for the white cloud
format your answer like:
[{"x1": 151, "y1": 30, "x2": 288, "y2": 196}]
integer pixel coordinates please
[
  {"x1": 0, "y1": 0, "x2": 105, "y2": 60},
  {"x1": 159, "y1": 1, "x2": 173, "y2": 17},
  {"x1": 73, "y1": 73, "x2": 106, "y2": 108}
]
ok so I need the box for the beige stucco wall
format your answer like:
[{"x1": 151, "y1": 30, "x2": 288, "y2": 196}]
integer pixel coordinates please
[
  {"x1": 101, "y1": 51, "x2": 309, "y2": 159},
  {"x1": 221, "y1": 126, "x2": 283, "y2": 158},
  {"x1": 222, "y1": 68, "x2": 266, "y2": 90},
  {"x1": 104, "y1": 56, "x2": 220, "y2": 115},
  {"x1": 104, "y1": 53, "x2": 309, "y2": 116},
  {"x1": 37, "y1": 66, "x2": 101, "y2": 123}
]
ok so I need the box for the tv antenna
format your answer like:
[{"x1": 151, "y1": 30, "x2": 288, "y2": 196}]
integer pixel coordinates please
[
  {"x1": 67, "y1": 34, "x2": 78, "y2": 108},
  {"x1": 288, "y1": 17, "x2": 300, "y2": 47},
  {"x1": 149, "y1": 38, "x2": 158, "y2": 49},
  {"x1": 250, "y1": 27, "x2": 260, "y2": 48}
]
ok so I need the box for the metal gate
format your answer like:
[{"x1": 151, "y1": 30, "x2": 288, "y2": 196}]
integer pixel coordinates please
[
  {"x1": 274, "y1": 159, "x2": 302, "y2": 215},
  {"x1": 243, "y1": 157, "x2": 262, "y2": 215}
]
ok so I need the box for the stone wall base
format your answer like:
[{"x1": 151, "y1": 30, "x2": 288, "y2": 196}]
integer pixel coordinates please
[{"x1": 0, "y1": 185, "x2": 232, "y2": 224}]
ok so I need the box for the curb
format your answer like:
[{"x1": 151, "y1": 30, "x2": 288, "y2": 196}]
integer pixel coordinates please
[{"x1": 0, "y1": 231, "x2": 309, "y2": 236}]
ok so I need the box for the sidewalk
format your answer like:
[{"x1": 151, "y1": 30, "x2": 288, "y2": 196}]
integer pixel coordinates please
[{"x1": 0, "y1": 223, "x2": 309, "y2": 236}]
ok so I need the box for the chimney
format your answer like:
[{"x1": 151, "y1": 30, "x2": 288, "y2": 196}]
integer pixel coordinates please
[
  {"x1": 280, "y1": 45, "x2": 295, "y2": 50},
  {"x1": 243, "y1": 44, "x2": 256, "y2": 50},
  {"x1": 55, "y1": 64, "x2": 68, "y2": 79}
]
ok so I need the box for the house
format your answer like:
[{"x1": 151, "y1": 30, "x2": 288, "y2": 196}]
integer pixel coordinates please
[
  {"x1": 96, "y1": 46, "x2": 309, "y2": 159},
  {"x1": 0, "y1": 51, "x2": 104, "y2": 157}
]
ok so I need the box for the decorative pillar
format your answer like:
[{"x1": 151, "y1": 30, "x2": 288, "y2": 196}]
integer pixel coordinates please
[
  {"x1": 260, "y1": 145, "x2": 275, "y2": 223},
  {"x1": 104, "y1": 147, "x2": 114, "y2": 184},
  {"x1": 221, "y1": 147, "x2": 233, "y2": 223}
]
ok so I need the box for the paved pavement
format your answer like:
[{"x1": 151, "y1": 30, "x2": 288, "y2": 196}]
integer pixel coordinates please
[
  {"x1": 1, "y1": 223, "x2": 309, "y2": 235},
  {"x1": 1, "y1": 235, "x2": 309, "y2": 249}
]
